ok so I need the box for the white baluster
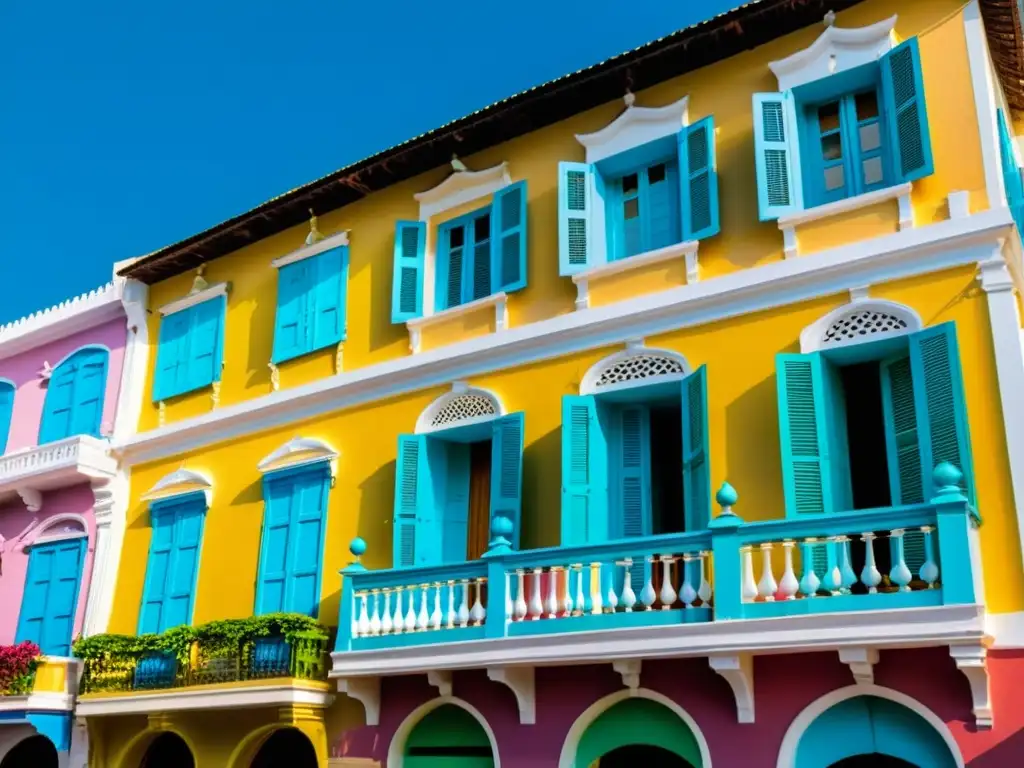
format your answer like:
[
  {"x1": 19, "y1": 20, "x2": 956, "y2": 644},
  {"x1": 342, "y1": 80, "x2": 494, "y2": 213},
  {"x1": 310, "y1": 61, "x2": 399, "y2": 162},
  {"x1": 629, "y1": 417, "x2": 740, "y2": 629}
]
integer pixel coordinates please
[
  {"x1": 620, "y1": 559, "x2": 637, "y2": 612},
  {"x1": 641, "y1": 557, "x2": 657, "y2": 610},
  {"x1": 392, "y1": 588, "x2": 405, "y2": 634},
  {"x1": 430, "y1": 584, "x2": 442, "y2": 630},
  {"x1": 368, "y1": 590, "x2": 382, "y2": 636},
  {"x1": 757, "y1": 543, "x2": 777, "y2": 602},
  {"x1": 405, "y1": 585, "x2": 417, "y2": 629},
  {"x1": 825, "y1": 538, "x2": 843, "y2": 595},
  {"x1": 446, "y1": 581, "x2": 456, "y2": 629},
  {"x1": 529, "y1": 569, "x2": 544, "y2": 620},
  {"x1": 838, "y1": 536, "x2": 857, "y2": 594},
  {"x1": 458, "y1": 580, "x2": 471, "y2": 627},
  {"x1": 504, "y1": 572, "x2": 514, "y2": 623},
  {"x1": 545, "y1": 568, "x2": 559, "y2": 618},
  {"x1": 779, "y1": 541, "x2": 799, "y2": 600},
  {"x1": 919, "y1": 526, "x2": 940, "y2": 588},
  {"x1": 860, "y1": 533, "x2": 882, "y2": 593},
  {"x1": 697, "y1": 552, "x2": 713, "y2": 605},
  {"x1": 514, "y1": 570, "x2": 528, "y2": 622},
  {"x1": 357, "y1": 593, "x2": 370, "y2": 637},
  {"x1": 381, "y1": 590, "x2": 393, "y2": 635},
  {"x1": 416, "y1": 585, "x2": 429, "y2": 630},
  {"x1": 351, "y1": 593, "x2": 359, "y2": 639},
  {"x1": 890, "y1": 529, "x2": 912, "y2": 592},
  {"x1": 659, "y1": 555, "x2": 677, "y2": 609},
  {"x1": 470, "y1": 579, "x2": 486, "y2": 623},
  {"x1": 740, "y1": 546, "x2": 759, "y2": 603},
  {"x1": 799, "y1": 539, "x2": 821, "y2": 598},
  {"x1": 562, "y1": 567, "x2": 574, "y2": 616},
  {"x1": 606, "y1": 564, "x2": 619, "y2": 613},
  {"x1": 590, "y1": 563, "x2": 604, "y2": 615},
  {"x1": 680, "y1": 555, "x2": 697, "y2": 608},
  {"x1": 573, "y1": 564, "x2": 586, "y2": 616}
]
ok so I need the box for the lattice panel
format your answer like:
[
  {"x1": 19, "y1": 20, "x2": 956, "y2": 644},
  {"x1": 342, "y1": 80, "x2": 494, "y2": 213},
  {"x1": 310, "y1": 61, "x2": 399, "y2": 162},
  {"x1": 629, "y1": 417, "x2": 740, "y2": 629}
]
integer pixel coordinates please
[
  {"x1": 822, "y1": 310, "x2": 909, "y2": 345},
  {"x1": 594, "y1": 354, "x2": 686, "y2": 388},
  {"x1": 429, "y1": 394, "x2": 498, "y2": 428}
]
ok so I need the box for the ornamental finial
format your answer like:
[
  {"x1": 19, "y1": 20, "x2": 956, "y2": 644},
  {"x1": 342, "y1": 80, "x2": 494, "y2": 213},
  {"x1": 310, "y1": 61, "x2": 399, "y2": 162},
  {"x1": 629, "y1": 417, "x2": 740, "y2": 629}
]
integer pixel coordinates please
[
  {"x1": 190, "y1": 265, "x2": 208, "y2": 295},
  {"x1": 451, "y1": 154, "x2": 469, "y2": 173},
  {"x1": 624, "y1": 89, "x2": 636, "y2": 108},
  {"x1": 823, "y1": 9, "x2": 836, "y2": 27},
  {"x1": 305, "y1": 209, "x2": 325, "y2": 246}
]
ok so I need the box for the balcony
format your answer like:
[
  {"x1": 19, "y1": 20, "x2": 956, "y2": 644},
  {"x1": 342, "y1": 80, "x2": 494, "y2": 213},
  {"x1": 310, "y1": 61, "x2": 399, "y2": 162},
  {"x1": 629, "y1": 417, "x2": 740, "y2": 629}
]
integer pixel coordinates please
[
  {"x1": 0, "y1": 435, "x2": 117, "y2": 511},
  {"x1": 75, "y1": 615, "x2": 334, "y2": 716},
  {"x1": 0, "y1": 644, "x2": 80, "y2": 714}
]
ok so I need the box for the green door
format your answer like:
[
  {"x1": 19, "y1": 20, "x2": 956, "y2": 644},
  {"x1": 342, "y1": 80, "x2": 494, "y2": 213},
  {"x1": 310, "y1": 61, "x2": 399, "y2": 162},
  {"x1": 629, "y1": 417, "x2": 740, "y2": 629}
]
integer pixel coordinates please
[{"x1": 405, "y1": 704, "x2": 495, "y2": 768}]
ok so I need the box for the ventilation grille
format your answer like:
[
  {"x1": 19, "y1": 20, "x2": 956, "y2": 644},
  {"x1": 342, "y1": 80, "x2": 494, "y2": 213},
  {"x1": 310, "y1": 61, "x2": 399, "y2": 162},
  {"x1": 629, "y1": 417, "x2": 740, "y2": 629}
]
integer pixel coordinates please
[
  {"x1": 594, "y1": 353, "x2": 686, "y2": 389},
  {"x1": 429, "y1": 393, "x2": 499, "y2": 428},
  {"x1": 822, "y1": 310, "x2": 909, "y2": 345}
]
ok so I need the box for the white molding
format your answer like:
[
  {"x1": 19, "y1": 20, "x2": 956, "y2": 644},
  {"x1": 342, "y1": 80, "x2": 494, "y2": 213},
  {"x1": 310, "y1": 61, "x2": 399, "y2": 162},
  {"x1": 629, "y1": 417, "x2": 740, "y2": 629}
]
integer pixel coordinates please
[
  {"x1": 330, "y1": 603, "x2": 985, "y2": 678},
  {"x1": 114, "y1": 208, "x2": 1015, "y2": 466},
  {"x1": 572, "y1": 240, "x2": 699, "y2": 310},
  {"x1": 158, "y1": 282, "x2": 229, "y2": 317},
  {"x1": 0, "y1": 691, "x2": 75, "y2": 714},
  {"x1": 838, "y1": 647, "x2": 879, "y2": 686},
  {"x1": 25, "y1": 513, "x2": 89, "y2": 548},
  {"x1": 406, "y1": 292, "x2": 508, "y2": 354},
  {"x1": 985, "y1": 610, "x2": 1024, "y2": 648},
  {"x1": 141, "y1": 468, "x2": 213, "y2": 507},
  {"x1": 486, "y1": 666, "x2": 535, "y2": 725},
  {"x1": 0, "y1": 435, "x2": 118, "y2": 512},
  {"x1": 76, "y1": 682, "x2": 333, "y2": 717},
  {"x1": 775, "y1": 684, "x2": 966, "y2": 768},
  {"x1": 708, "y1": 655, "x2": 755, "y2": 724},
  {"x1": 386, "y1": 696, "x2": 501, "y2": 768},
  {"x1": 579, "y1": 345, "x2": 691, "y2": 397},
  {"x1": 337, "y1": 677, "x2": 381, "y2": 726},
  {"x1": 768, "y1": 15, "x2": 897, "y2": 92},
  {"x1": 271, "y1": 229, "x2": 351, "y2": 269},
  {"x1": 257, "y1": 437, "x2": 338, "y2": 476},
  {"x1": 426, "y1": 669, "x2": 452, "y2": 697},
  {"x1": 963, "y1": 1, "x2": 1007, "y2": 210},
  {"x1": 612, "y1": 659, "x2": 641, "y2": 691},
  {"x1": 799, "y1": 298, "x2": 923, "y2": 353},
  {"x1": 575, "y1": 95, "x2": 690, "y2": 165},
  {"x1": 950, "y1": 643, "x2": 993, "y2": 728},
  {"x1": 778, "y1": 183, "x2": 913, "y2": 259},
  {"x1": 557, "y1": 688, "x2": 713, "y2": 768},
  {"x1": 415, "y1": 385, "x2": 504, "y2": 434},
  {"x1": 82, "y1": 475, "x2": 124, "y2": 637},
  {"x1": 414, "y1": 162, "x2": 511, "y2": 221}
]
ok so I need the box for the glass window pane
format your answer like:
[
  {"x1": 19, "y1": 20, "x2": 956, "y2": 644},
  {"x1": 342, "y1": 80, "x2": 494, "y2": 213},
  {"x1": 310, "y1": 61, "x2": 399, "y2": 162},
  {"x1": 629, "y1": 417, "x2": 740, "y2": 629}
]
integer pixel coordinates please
[
  {"x1": 818, "y1": 102, "x2": 840, "y2": 133},
  {"x1": 821, "y1": 132, "x2": 843, "y2": 161},
  {"x1": 474, "y1": 214, "x2": 490, "y2": 241},
  {"x1": 862, "y1": 156, "x2": 884, "y2": 186},
  {"x1": 855, "y1": 91, "x2": 879, "y2": 121},
  {"x1": 859, "y1": 121, "x2": 881, "y2": 152},
  {"x1": 648, "y1": 163, "x2": 666, "y2": 184},
  {"x1": 449, "y1": 225, "x2": 464, "y2": 249},
  {"x1": 824, "y1": 164, "x2": 845, "y2": 192},
  {"x1": 624, "y1": 197, "x2": 640, "y2": 220},
  {"x1": 622, "y1": 173, "x2": 639, "y2": 194}
]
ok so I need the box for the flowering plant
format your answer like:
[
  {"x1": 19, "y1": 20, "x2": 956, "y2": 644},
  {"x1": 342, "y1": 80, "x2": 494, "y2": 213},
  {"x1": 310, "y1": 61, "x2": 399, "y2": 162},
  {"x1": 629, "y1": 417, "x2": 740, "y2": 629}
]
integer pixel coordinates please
[{"x1": 0, "y1": 641, "x2": 42, "y2": 695}]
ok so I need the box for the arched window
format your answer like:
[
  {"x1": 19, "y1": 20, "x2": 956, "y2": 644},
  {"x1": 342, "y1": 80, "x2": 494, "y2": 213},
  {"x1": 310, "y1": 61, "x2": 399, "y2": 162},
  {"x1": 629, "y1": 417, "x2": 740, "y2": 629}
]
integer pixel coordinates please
[
  {"x1": 38, "y1": 346, "x2": 109, "y2": 444},
  {"x1": 416, "y1": 387, "x2": 503, "y2": 433},
  {"x1": 799, "y1": 300, "x2": 922, "y2": 353},
  {"x1": 580, "y1": 348, "x2": 690, "y2": 395}
]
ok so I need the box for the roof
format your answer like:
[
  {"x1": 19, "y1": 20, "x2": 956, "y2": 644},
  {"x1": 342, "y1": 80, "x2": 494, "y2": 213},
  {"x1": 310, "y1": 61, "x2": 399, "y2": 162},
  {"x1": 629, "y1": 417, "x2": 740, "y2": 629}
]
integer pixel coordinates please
[{"x1": 121, "y1": 0, "x2": 1024, "y2": 284}]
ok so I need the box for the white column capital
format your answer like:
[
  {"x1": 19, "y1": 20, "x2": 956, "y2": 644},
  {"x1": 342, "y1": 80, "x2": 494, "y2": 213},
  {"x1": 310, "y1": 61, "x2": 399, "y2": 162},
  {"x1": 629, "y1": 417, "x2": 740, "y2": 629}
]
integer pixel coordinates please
[{"x1": 977, "y1": 256, "x2": 1015, "y2": 294}]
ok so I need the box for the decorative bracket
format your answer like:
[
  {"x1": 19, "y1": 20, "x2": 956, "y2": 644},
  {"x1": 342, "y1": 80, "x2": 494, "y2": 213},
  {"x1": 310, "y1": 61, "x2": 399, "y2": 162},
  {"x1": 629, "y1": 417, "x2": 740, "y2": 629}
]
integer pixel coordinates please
[
  {"x1": 268, "y1": 363, "x2": 281, "y2": 392},
  {"x1": 487, "y1": 666, "x2": 535, "y2": 725},
  {"x1": 709, "y1": 654, "x2": 755, "y2": 723},
  {"x1": 427, "y1": 669, "x2": 453, "y2": 697},
  {"x1": 848, "y1": 285, "x2": 870, "y2": 302},
  {"x1": 338, "y1": 677, "x2": 381, "y2": 727},
  {"x1": 685, "y1": 250, "x2": 699, "y2": 284},
  {"x1": 17, "y1": 488, "x2": 42, "y2": 513},
  {"x1": 950, "y1": 644, "x2": 993, "y2": 728},
  {"x1": 838, "y1": 647, "x2": 879, "y2": 686},
  {"x1": 613, "y1": 659, "x2": 642, "y2": 691}
]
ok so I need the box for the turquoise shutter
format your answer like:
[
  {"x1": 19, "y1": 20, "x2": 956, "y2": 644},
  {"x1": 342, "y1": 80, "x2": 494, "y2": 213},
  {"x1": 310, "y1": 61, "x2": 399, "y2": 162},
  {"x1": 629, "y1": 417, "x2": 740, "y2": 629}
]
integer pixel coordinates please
[
  {"x1": 617, "y1": 407, "x2": 651, "y2": 539},
  {"x1": 681, "y1": 365, "x2": 711, "y2": 531},
  {"x1": 160, "y1": 496, "x2": 206, "y2": 630},
  {"x1": 908, "y1": 323, "x2": 975, "y2": 502},
  {"x1": 776, "y1": 353, "x2": 836, "y2": 516},
  {"x1": 491, "y1": 180, "x2": 528, "y2": 293},
  {"x1": 187, "y1": 296, "x2": 226, "y2": 392},
  {"x1": 139, "y1": 505, "x2": 175, "y2": 633},
  {"x1": 559, "y1": 162, "x2": 596, "y2": 276},
  {"x1": 153, "y1": 310, "x2": 190, "y2": 402},
  {"x1": 256, "y1": 474, "x2": 294, "y2": 614},
  {"x1": 312, "y1": 246, "x2": 349, "y2": 349},
  {"x1": 902, "y1": 529, "x2": 927, "y2": 580},
  {"x1": 273, "y1": 260, "x2": 312, "y2": 363},
  {"x1": 287, "y1": 468, "x2": 330, "y2": 616},
  {"x1": 441, "y1": 443, "x2": 471, "y2": 564},
  {"x1": 39, "y1": 362, "x2": 75, "y2": 444},
  {"x1": 436, "y1": 222, "x2": 462, "y2": 312},
  {"x1": 491, "y1": 412, "x2": 525, "y2": 549},
  {"x1": 561, "y1": 395, "x2": 608, "y2": 546},
  {"x1": 0, "y1": 382, "x2": 13, "y2": 453},
  {"x1": 880, "y1": 354, "x2": 924, "y2": 505},
  {"x1": 391, "y1": 221, "x2": 426, "y2": 323},
  {"x1": 472, "y1": 230, "x2": 491, "y2": 303},
  {"x1": 753, "y1": 92, "x2": 801, "y2": 220},
  {"x1": 881, "y1": 37, "x2": 934, "y2": 183},
  {"x1": 679, "y1": 117, "x2": 720, "y2": 241},
  {"x1": 996, "y1": 109, "x2": 1024, "y2": 232},
  {"x1": 393, "y1": 434, "x2": 437, "y2": 567},
  {"x1": 15, "y1": 538, "x2": 86, "y2": 656},
  {"x1": 69, "y1": 349, "x2": 108, "y2": 438}
]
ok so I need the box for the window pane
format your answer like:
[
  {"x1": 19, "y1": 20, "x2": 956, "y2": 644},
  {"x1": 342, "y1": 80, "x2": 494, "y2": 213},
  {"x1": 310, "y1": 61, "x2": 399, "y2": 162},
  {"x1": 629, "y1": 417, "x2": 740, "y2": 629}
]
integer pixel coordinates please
[
  {"x1": 817, "y1": 102, "x2": 840, "y2": 133},
  {"x1": 624, "y1": 197, "x2": 640, "y2": 220},
  {"x1": 449, "y1": 225, "x2": 464, "y2": 249},
  {"x1": 862, "y1": 156, "x2": 884, "y2": 186},
  {"x1": 622, "y1": 173, "x2": 639, "y2": 194},
  {"x1": 859, "y1": 121, "x2": 881, "y2": 153},
  {"x1": 648, "y1": 163, "x2": 666, "y2": 184},
  {"x1": 821, "y1": 132, "x2": 843, "y2": 161},
  {"x1": 824, "y1": 164, "x2": 845, "y2": 191},
  {"x1": 474, "y1": 214, "x2": 490, "y2": 242},
  {"x1": 855, "y1": 91, "x2": 879, "y2": 121}
]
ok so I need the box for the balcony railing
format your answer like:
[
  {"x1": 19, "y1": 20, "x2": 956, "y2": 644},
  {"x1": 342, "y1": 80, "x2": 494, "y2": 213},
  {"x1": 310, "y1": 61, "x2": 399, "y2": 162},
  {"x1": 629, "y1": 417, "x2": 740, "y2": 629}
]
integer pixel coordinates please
[{"x1": 335, "y1": 463, "x2": 979, "y2": 653}]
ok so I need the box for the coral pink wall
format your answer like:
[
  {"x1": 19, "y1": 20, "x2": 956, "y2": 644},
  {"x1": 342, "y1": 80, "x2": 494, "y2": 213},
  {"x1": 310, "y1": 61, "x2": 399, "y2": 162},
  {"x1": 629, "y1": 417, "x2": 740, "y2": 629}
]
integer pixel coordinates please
[{"x1": 332, "y1": 647, "x2": 1024, "y2": 767}]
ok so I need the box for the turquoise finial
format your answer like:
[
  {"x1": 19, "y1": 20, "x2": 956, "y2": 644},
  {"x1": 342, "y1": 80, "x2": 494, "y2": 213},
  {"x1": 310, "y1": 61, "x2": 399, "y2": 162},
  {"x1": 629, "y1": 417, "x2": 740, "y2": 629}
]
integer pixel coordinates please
[
  {"x1": 349, "y1": 537, "x2": 367, "y2": 558},
  {"x1": 931, "y1": 462, "x2": 966, "y2": 504},
  {"x1": 484, "y1": 515, "x2": 513, "y2": 556},
  {"x1": 709, "y1": 482, "x2": 743, "y2": 529}
]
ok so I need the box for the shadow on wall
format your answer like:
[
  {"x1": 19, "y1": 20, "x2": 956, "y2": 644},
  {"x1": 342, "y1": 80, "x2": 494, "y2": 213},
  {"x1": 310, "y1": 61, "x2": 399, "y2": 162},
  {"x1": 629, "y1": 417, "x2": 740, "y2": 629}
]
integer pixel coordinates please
[
  {"x1": 967, "y1": 728, "x2": 1024, "y2": 767},
  {"x1": 357, "y1": 460, "x2": 401, "y2": 571},
  {"x1": 522, "y1": 426, "x2": 562, "y2": 551},
  {"x1": 724, "y1": 370, "x2": 785, "y2": 520}
]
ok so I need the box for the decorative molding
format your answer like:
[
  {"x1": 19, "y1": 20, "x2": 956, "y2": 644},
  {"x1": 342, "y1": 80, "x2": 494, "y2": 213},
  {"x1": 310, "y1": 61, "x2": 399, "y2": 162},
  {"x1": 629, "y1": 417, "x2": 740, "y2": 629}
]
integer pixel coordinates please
[
  {"x1": 848, "y1": 285, "x2": 870, "y2": 301},
  {"x1": 414, "y1": 162, "x2": 511, "y2": 221},
  {"x1": 114, "y1": 208, "x2": 1014, "y2": 466},
  {"x1": 427, "y1": 670, "x2": 453, "y2": 697},
  {"x1": 17, "y1": 488, "x2": 42, "y2": 513},
  {"x1": 407, "y1": 292, "x2": 508, "y2": 354},
  {"x1": 575, "y1": 95, "x2": 689, "y2": 165},
  {"x1": 799, "y1": 298, "x2": 923, "y2": 354},
  {"x1": 949, "y1": 644, "x2": 993, "y2": 728},
  {"x1": 580, "y1": 346, "x2": 690, "y2": 396},
  {"x1": 268, "y1": 363, "x2": 281, "y2": 392},
  {"x1": 416, "y1": 386, "x2": 503, "y2": 434},
  {"x1": 77, "y1": 681, "x2": 333, "y2": 717},
  {"x1": 386, "y1": 697, "x2": 501, "y2": 768},
  {"x1": 0, "y1": 435, "x2": 118, "y2": 513},
  {"x1": 978, "y1": 255, "x2": 1016, "y2": 294},
  {"x1": 985, "y1": 610, "x2": 1024, "y2": 648},
  {"x1": 612, "y1": 659, "x2": 641, "y2": 691},
  {"x1": 24, "y1": 513, "x2": 89, "y2": 549},
  {"x1": 708, "y1": 654, "x2": 755, "y2": 724},
  {"x1": 768, "y1": 15, "x2": 896, "y2": 92},
  {"x1": 258, "y1": 437, "x2": 338, "y2": 476},
  {"x1": 487, "y1": 666, "x2": 535, "y2": 725},
  {"x1": 0, "y1": 691, "x2": 75, "y2": 714},
  {"x1": 335, "y1": 342, "x2": 344, "y2": 374},
  {"x1": 337, "y1": 677, "x2": 380, "y2": 727},
  {"x1": 271, "y1": 228, "x2": 351, "y2": 269},
  {"x1": 83, "y1": 472, "x2": 128, "y2": 637},
  {"x1": 963, "y1": 2, "x2": 1007, "y2": 211},
  {"x1": 838, "y1": 647, "x2": 879, "y2": 686},
  {"x1": 158, "y1": 282, "x2": 230, "y2": 317},
  {"x1": 572, "y1": 240, "x2": 699, "y2": 310},
  {"x1": 141, "y1": 468, "x2": 213, "y2": 507}
]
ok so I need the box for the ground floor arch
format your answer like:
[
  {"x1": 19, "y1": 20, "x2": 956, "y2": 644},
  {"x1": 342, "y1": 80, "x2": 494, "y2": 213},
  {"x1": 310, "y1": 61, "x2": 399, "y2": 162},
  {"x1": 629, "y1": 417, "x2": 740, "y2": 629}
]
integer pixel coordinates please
[
  {"x1": 0, "y1": 734, "x2": 57, "y2": 768},
  {"x1": 139, "y1": 732, "x2": 195, "y2": 768},
  {"x1": 596, "y1": 743, "x2": 695, "y2": 767},
  {"x1": 251, "y1": 727, "x2": 318, "y2": 768},
  {"x1": 387, "y1": 698, "x2": 498, "y2": 768}
]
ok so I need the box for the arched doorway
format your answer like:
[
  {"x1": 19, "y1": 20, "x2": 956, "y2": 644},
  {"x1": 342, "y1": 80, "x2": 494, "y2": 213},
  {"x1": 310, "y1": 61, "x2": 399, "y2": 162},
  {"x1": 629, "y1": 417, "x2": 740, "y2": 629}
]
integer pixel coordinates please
[
  {"x1": 0, "y1": 735, "x2": 57, "y2": 768},
  {"x1": 575, "y1": 697, "x2": 702, "y2": 768},
  {"x1": 404, "y1": 703, "x2": 495, "y2": 767},
  {"x1": 140, "y1": 732, "x2": 195, "y2": 768},
  {"x1": 251, "y1": 728, "x2": 317, "y2": 768},
  {"x1": 795, "y1": 696, "x2": 957, "y2": 768}
]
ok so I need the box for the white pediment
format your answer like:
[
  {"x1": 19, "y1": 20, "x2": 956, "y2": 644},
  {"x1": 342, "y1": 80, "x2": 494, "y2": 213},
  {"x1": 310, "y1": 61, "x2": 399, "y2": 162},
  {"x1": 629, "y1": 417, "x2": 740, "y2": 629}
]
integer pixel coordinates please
[
  {"x1": 575, "y1": 95, "x2": 689, "y2": 165},
  {"x1": 142, "y1": 469, "x2": 213, "y2": 506},
  {"x1": 414, "y1": 162, "x2": 511, "y2": 221},
  {"x1": 769, "y1": 16, "x2": 897, "y2": 92},
  {"x1": 258, "y1": 437, "x2": 338, "y2": 475}
]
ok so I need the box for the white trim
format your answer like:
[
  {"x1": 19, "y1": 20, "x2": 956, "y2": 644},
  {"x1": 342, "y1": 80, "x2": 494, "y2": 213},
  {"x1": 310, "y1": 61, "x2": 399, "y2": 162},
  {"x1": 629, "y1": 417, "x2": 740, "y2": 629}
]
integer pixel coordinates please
[
  {"x1": 557, "y1": 688, "x2": 712, "y2": 768},
  {"x1": 579, "y1": 346, "x2": 691, "y2": 396},
  {"x1": 414, "y1": 162, "x2": 511, "y2": 221},
  {"x1": 141, "y1": 468, "x2": 213, "y2": 507},
  {"x1": 24, "y1": 513, "x2": 90, "y2": 548},
  {"x1": 572, "y1": 240, "x2": 699, "y2": 310},
  {"x1": 386, "y1": 696, "x2": 500, "y2": 768},
  {"x1": 575, "y1": 95, "x2": 690, "y2": 165},
  {"x1": 838, "y1": 647, "x2": 879, "y2": 686},
  {"x1": 114, "y1": 206, "x2": 1014, "y2": 466},
  {"x1": 158, "y1": 282, "x2": 229, "y2": 317},
  {"x1": 768, "y1": 15, "x2": 897, "y2": 92},
  {"x1": 0, "y1": 435, "x2": 118, "y2": 512},
  {"x1": 406, "y1": 292, "x2": 508, "y2": 354},
  {"x1": 257, "y1": 437, "x2": 338, "y2": 475},
  {"x1": 486, "y1": 666, "x2": 535, "y2": 725},
  {"x1": 950, "y1": 643, "x2": 993, "y2": 728},
  {"x1": 46, "y1": 343, "x2": 111, "y2": 379},
  {"x1": 799, "y1": 298, "x2": 923, "y2": 353},
  {"x1": 0, "y1": 726, "x2": 44, "y2": 768},
  {"x1": 337, "y1": 677, "x2": 380, "y2": 726},
  {"x1": 75, "y1": 682, "x2": 334, "y2": 717},
  {"x1": 985, "y1": 610, "x2": 1024, "y2": 648},
  {"x1": 0, "y1": 691, "x2": 75, "y2": 714},
  {"x1": 708, "y1": 654, "x2": 755, "y2": 723},
  {"x1": 271, "y1": 229, "x2": 351, "y2": 269},
  {"x1": 415, "y1": 385, "x2": 504, "y2": 434},
  {"x1": 330, "y1": 603, "x2": 985, "y2": 678},
  {"x1": 775, "y1": 684, "x2": 965, "y2": 768},
  {"x1": 963, "y1": 1, "x2": 1007, "y2": 210}
]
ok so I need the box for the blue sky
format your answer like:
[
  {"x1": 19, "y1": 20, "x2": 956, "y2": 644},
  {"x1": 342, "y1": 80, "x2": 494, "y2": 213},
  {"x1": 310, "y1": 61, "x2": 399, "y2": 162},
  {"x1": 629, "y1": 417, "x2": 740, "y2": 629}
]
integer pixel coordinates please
[{"x1": 0, "y1": 1, "x2": 736, "y2": 324}]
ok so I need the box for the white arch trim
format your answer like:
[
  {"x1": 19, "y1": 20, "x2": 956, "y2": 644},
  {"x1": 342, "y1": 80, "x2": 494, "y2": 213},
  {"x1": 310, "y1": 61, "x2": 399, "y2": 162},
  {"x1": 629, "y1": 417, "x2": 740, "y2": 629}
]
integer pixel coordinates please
[
  {"x1": 580, "y1": 347, "x2": 692, "y2": 396},
  {"x1": 257, "y1": 436, "x2": 338, "y2": 476},
  {"x1": 558, "y1": 687, "x2": 713, "y2": 768},
  {"x1": 22, "y1": 513, "x2": 90, "y2": 550},
  {"x1": 775, "y1": 684, "x2": 965, "y2": 768},
  {"x1": 141, "y1": 468, "x2": 213, "y2": 507},
  {"x1": 386, "y1": 695, "x2": 501, "y2": 768},
  {"x1": 799, "y1": 299, "x2": 923, "y2": 354},
  {"x1": 0, "y1": 725, "x2": 43, "y2": 764},
  {"x1": 415, "y1": 385, "x2": 504, "y2": 434},
  {"x1": 46, "y1": 343, "x2": 112, "y2": 374}
]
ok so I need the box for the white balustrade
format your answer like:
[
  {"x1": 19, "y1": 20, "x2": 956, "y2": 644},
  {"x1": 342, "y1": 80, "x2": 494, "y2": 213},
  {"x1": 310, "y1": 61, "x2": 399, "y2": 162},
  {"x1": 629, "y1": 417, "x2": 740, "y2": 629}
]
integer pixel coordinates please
[{"x1": 350, "y1": 576, "x2": 488, "y2": 639}]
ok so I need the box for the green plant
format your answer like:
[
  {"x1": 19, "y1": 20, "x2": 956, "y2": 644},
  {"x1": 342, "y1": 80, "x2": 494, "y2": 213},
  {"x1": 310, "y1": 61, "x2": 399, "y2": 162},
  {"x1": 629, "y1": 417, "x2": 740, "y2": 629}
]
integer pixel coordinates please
[{"x1": 0, "y1": 642, "x2": 42, "y2": 695}]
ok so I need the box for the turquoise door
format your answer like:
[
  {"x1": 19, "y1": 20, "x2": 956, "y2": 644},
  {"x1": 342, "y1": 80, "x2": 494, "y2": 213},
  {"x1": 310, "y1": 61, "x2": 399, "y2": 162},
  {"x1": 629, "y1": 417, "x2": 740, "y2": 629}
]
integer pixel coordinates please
[
  {"x1": 38, "y1": 347, "x2": 109, "y2": 443},
  {"x1": 15, "y1": 538, "x2": 87, "y2": 656}
]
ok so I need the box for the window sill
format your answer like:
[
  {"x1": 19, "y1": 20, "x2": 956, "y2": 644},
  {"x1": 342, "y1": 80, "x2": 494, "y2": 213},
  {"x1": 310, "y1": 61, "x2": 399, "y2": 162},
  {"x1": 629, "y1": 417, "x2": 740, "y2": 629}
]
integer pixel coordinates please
[
  {"x1": 777, "y1": 183, "x2": 913, "y2": 259},
  {"x1": 571, "y1": 240, "x2": 700, "y2": 310},
  {"x1": 406, "y1": 293, "x2": 509, "y2": 354},
  {"x1": 271, "y1": 229, "x2": 350, "y2": 269}
]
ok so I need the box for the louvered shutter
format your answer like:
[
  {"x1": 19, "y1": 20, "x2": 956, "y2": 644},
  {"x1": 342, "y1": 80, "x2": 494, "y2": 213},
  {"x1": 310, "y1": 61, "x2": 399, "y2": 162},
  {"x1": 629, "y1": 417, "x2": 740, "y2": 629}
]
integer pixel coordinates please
[
  {"x1": 880, "y1": 37, "x2": 934, "y2": 183},
  {"x1": 187, "y1": 296, "x2": 226, "y2": 392},
  {"x1": 492, "y1": 180, "x2": 528, "y2": 293},
  {"x1": 752, "y1": 92, "x2": 802, "y2": 220},
  {"x1": 311, "y1": 246, "x2": 348, "y2": 350},
  {"x1": 391, "y1": 221, "x2": 426, "y2": 323},
  {"x1": 442, "y1": 442, "x2": 471, "y2": 563},
  {"x1": 163, "y1": 496, "x2": 206, "y2": 629},
  {"x1": 561, "y1": 395, "x2": 609, "y2": 546},
  {"x1": 881, "y1": 354, "x2": 924, "y2": 504},
  {"x1": 287, "y1": 468, "x2": 330, "y2": 616},
  {"x1": 679, "y1": 117, "x2": 721, "y2": 241},
  {"x1": 491, "y1": 412, "x2": 525, "y2": 549},
  {"x1": 559, "y1": 162, "x2": 605, "y2": 275},
  {"x1": 681, "y1": 365, "x2": 711, "y2": 530},
  {"x1": 393, "y1": 434, "x2": 436, "y2": 567},
  {"x1": 138, "y1": 504, "x2": 176, "y2": 634},
  {"x1": 256, "y1": 474, "x2": 294, "y2": 614},
  {"x1": 618, "y1": 407, "x2": 650, "y2": 539}
]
